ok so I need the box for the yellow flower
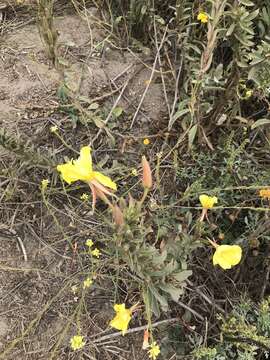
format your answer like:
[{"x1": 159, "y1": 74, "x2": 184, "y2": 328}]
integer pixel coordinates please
[
  {"x1": 143, "y1": 138, "x2": 150, "y2": 145},
  {"x1": 131, "y1": 168, "x2": 138, "y2": 176},
  {"x1": 50, "y1": 125, "x2": 58, "y2": 133},
  {"x1": 80, "y1": 193, "x2": 89, "y2": 201},
  {"x1": 70, "y1": 335, "x2": 85, "y2": 350},
  {"x1": 57, "y1": 146, "x2": 116, "y2": 188},
  {"x1": 245, "y1": 90, "x2": 253, "y2": 98},
  {"x1": 71, "y1": 285, "x2": 78, "y2": 294},
  {"x1": 199, "y1": 194, "x2": 218, "y2": 209},
  {"x1": 41, "y1": 179, "x2": 49, "y2": 190},
  {"x1": 148, "y1": 342, "x2": 160, "y2": 359},
  {"x1": 85, "y1": 239, "x2": 93, "y2": 247},
  {"x1": 57, "y1": 146, "x2": 117, "y2": 211},
  {"x1": 83, "y1": 277, "x2": 93, "y2": 289},
  {"x1": 197, "y1": 12, "x2": 208, "y2": 23},
  {"x1": 110, "y1": 303, "x2": 133, "y2": 335},
  {"x1": 91, "y1": 248, "x2": 100, "y2": 258},
  {"x1": 213, "y1": 244, "x2": 242, "y2": 270},
  {"x1": 259, "y1": 188, "x2": 270, "y2": 199}
]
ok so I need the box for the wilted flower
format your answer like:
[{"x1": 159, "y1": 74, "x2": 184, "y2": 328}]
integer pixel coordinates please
[
  {"x1": 197, "y1": 12, "x2": 208, "y2": 23},
  {"x1": 112, "y1": 205, "x2": 124, "y2": 228},
  {"x1": 70, "y1": 335, "x2": 85, "y2": 350},
  {"x1": 148, "y1": 342, "x2": 160, "y2": 359},
  {"x1": 142, "y1": 156, "x2": 152, "y2": 189},
  {"x1": 142, "y1": 329, "x2": 149, "y2": 350},
  {"x1": 110, "y1": 303, "x2": 136, "y2": 335},
  {"x1": 213, "y1": 244, "x2": 242, "y2": 270}
]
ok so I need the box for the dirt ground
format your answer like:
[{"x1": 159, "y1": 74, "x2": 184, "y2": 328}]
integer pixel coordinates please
[{"x1": 0, "y1": 6, "x2": 169, "y2": 360}]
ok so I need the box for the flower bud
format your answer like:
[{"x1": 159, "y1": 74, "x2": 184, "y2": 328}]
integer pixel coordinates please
[
  {"x1": 142, "y1": 156, "x2": 152, "y2": 189},
  {"x1": 112, "y1": 205, "x2": 124, "y2": 228}
]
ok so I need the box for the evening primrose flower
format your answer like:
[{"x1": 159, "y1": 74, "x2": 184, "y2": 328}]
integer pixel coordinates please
[
  {"x1": 83, "y1": 277, "x2": 93, "y2": 289},
  {"x1": 199, "y1": 194, "x2": 218, "y2": 222},
  {"x1": 199, "y1": 194, "x2": 218, "y2": 209},
  {"x1": 148, "y1": 342, "x2": 161, "y2": 359},
  {"x1": 70, "y1": 335, "x2": 85, "y2": 350},
  {"x1": 57, "y1": 146, "x2": 117, "y2": 211},
  {"x1": 91, "y1": 248, "x2": 100, "y2": 258},
  {"x1": 213, "y1": 244, "x2": 242, "y2": 270},
  {"x1": 259, "y1": 188, "x2": 270, "y2": 199},
  {"x1": 110, "y1": 303, "x2": 136, "y2": 335},
  {"x1": 197, "y1": 12, "x2": 208, "y2": 23}
]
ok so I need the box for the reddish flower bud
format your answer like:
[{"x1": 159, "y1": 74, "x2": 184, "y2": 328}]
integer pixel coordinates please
[
  {"x1": 142, "y1": 156, "x2": 152, "y2": 189},
  {"x1": 112, "y1": 205, "x2": 124, "y2": 228}
]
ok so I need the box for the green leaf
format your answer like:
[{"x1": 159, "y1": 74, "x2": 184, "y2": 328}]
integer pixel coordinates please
[
  {"x1": 112, "y1": 107, "x2": 123, "y2": 118},
  {"x1": 188, "y1": 124, "x2": 198, "y2": 149},
  {"x1": 149, "y1": 284, "x2": 168, "y2": 310},
  {"x1": 159, "y1": 284, "x2": 184, "y2": 302},
  {"x1": 88, "y1": 102, "x2": 100, "y2": 110},
  {"x1": 251, "y1": 118, "x2": 270, "y2": 129},
  {"x1": 173, "y1": 270, "x2": 192, "y2": 282}
]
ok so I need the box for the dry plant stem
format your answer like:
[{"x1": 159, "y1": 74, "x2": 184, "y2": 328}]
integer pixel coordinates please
[
  {"x1": 153, "y1": 19, "x2": 170, "y2": 118},
  {"x1": 92, "y1": 317, "x2": 178, "y2": 343},
  {"x1": 91, "y1": 77, "x2": 130, "y2": 145},
  {"x1": 176, "y1": 300, "x2": 204, "y2": 321},
  {"x1": 130, "y1": 26, "x2": 168, "y2": 129}
]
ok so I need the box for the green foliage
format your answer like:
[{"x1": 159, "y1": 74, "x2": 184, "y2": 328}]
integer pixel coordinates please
[
  {"x1": 108, "y1": 196, "x2": 199, "y2": 317},
  {"x1": 193, "y1": 297, "x2": 270, "y2": 360}
]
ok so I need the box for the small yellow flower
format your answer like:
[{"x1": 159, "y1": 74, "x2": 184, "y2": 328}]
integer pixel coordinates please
[
  {"x1": 143, "y1": 138, "x2": 150, "y2": 145},
  {"x1": 131, "y1": 168, "x2": 138, "y2": 176},
  {"x1": 83, "y1": 277, "x2": 93, "y2": 289},
  {"x1": 245, "y1": 90, "x2": 253, "y2": 98},
  {"x1": 259, "y1": 188, "x2": 270, "y2": 199},
  {"x1": 80, "y1": 193, "x2": 89, "y2": 201},
  {"x1": 41, "y1": 179, "x2": 49, "y2": 190},
  {"x1": 110, "y1": 303, "x2": 134, "y2": 335},
  {"x1": 85, "y1": 239, "x2": 93, "y2": 247},
  {"x1": 148, "y1": 342, "x2": 160, "y2": 359},
  {"x1": 71, "y1": 285, "x2": 78, "y2": 294},
  {"x1": 197, "y1": 12, "x2": 208, "y2": 23},
  {"x1": 70, "y1": 335, "x2": 85, "y2": 350},
  {"x1": 91, "y1": 248, "x2": 100, "y2": 258},
  {"x1": 213, "y1": 244, "x2": 242, "y2": 270},
  {"x1": 199, "y1": 194, "x2": 218, "y2": 209},
  {"x1": 50, "y1": 125, "x2": 58, "y2": 133}
]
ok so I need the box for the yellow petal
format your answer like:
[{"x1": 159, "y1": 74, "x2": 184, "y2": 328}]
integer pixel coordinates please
[
  {"x1": 75, "y1": 146, "x2": 92, "y2": 173},
  {"x1": 213, "y1": 245, "x2": 242, "y2": 270},
  {"x1": 57, "y1": 146, "x2": 94, "y2": 184},
  {"x1": 93, "y1": 171, "x2": 117, "y2": 190},
  {"x1": 199, "y1": 194, "x2": 218, "y2": 209},
  {"x1": 57, "y1": 162, "x2": 82, "y2": 184}
]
